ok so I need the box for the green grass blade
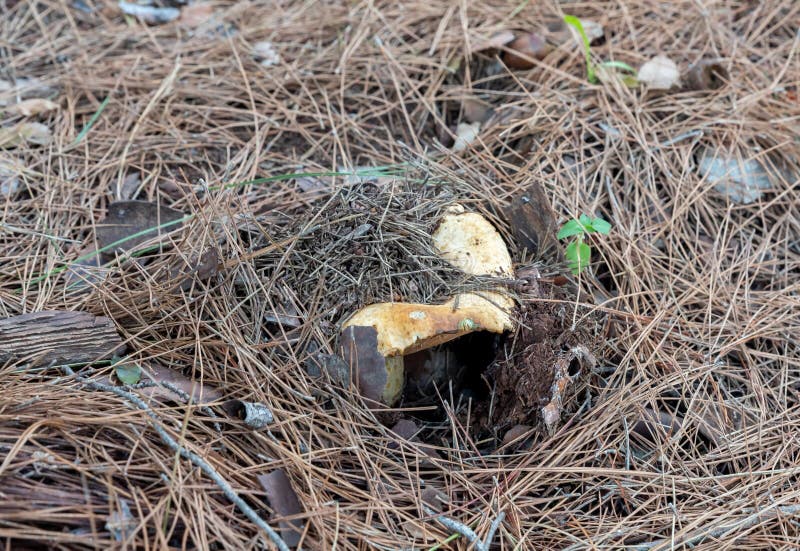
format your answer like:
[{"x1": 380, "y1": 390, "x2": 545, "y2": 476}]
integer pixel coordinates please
[
  {"x1": 71, "y1": 94, "x2": 110, "y2": 147},
  {"x1": 28, "y1": 214, "x2": 193, "y2": 287},
  {"x1": 27, "y1": 164, "x2": 410, "y2": 289},
  {"x1": 600, "y1": 60, "x2": 637, "y2": 74},
  {"x1": 213, "y1": 164, "x2": 408, "y2": 191},
  {"x1": 427, "y1": 532, "x2": 461, "y2": 551},
  {"x1": 564, "y1": 15, "x2": 595, "y2": 83}
]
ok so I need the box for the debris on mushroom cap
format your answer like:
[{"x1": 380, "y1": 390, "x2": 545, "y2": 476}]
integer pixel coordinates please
[
  {"x1": 432, "y1": 206, "x2": 513, "y2": 278},
  {"x1": 340, "y1": 207, "x2": 515, "y2": 406}
]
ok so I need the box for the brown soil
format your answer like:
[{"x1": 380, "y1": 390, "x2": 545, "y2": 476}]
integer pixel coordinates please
[{"x1": 478, "y1": 287, "x2": 594, "y2": 438}]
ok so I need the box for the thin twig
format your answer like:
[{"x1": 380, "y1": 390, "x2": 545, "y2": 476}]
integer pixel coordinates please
[
  {"x1": 423, "y1": 506, "x2": 505, "y2": 551},
  {"x1": 62, "y1": 366, "x2": 289, "y2": 551},
  {"x1": 131, "y1": 379, "x2": 223, "y2": 434}
]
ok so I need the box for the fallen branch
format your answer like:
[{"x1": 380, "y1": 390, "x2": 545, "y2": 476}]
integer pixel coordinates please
[{"x1": 62, "y1": 366, "x2": 289, "y2": 551}]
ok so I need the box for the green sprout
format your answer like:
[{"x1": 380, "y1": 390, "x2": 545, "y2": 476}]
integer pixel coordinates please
[
  {"x1": 557, "y1": 214, "x2": 612, "y2": 274},
  {"x1": 563, "y1": 15, "x2": 596, "y2": 83},
  {"x1": 563, "y1": 15, "x2": 637, "y2": 85},
  {"x1": 114, "y1": 361, "x2": 142, "y2": 385}
]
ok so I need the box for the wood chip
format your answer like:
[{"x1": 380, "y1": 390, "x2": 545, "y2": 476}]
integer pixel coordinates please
[
  {"x1": 0, "y1": 311, "x2": 125, "y2": 365},
  {"x1": 258, "y1": 469, "x2": 304, "y2": 547}
]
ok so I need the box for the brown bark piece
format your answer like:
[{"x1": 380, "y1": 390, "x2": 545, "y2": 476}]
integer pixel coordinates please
[
  {"x1": 257, "y1": 469, "x2": 304, "y2": 547},
  {"x1": 0, "y1": 310, "x2": 125, "y2": 365},
  {"x1": 504, "y1": 180, "x2": 558, "y2": 257}
]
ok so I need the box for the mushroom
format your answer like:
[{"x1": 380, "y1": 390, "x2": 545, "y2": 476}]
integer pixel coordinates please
[{"x1": 340, "y1": 206, "x2": 515, "y2": 406}]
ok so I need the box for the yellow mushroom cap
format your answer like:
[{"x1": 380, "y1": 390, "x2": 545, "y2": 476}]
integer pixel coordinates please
[
  {"x1": 432, "y1": 208, "x2": 513, "y2": 278},
  {"x1": 342, "y1": 291, "x2": 513, "y2": 357}
]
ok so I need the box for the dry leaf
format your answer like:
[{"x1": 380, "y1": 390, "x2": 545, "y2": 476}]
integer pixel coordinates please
[
  {"x1": 461, "y1": 97, "x2": 493, "y2": 124},
  {"x1": 0, "y1": 176, "x2": 19, "y2": 198},
  {"x1": 64, "y1": 246, "x2": 107, "y2": 290},
  {"x1": 469, "y1": 30, "x2": 515, "y2": 54},
  {"x1": 631, "y1": 408, "x2": 683, "y2": 447},
  {"x1": 420, "y1": 487, "x2": 448, "y2": 511},
  {"x1": 573, "y1": 19, "x2": 604, "y2": 43},
  {"x1": 116, "y1": 172, "x2": 141, "y2": 200},
  {"x1": 504, "y1": 182, "x2": 558, "y2": 256},
  {"x1": 179, "y1": 2, "x2": 214, "y2": 26},
  {"x1": 106, "y1": 498, "x2": 136, "y2": 542},
  {"x1": 194, "y1": 247, "x2": 220, "y2": 280},
  {"x1": 0, "y1": 77, "x2": 55, "y2": 106},
  {"x1": 0, "y1": 122, "x2": 52, "y2": 148},
  {"x1": 253, "y1": 41, "x2": 280, "y2": 67},
  {"x1": 387, "y1": 418, "x2": 439, "y2": 458},
  {"x1": 95, "y1": 200, "x2": 185, "y2": 258},
  {"x1": 98, "y1": 362, "x2": 222, "y2": 403},
  {"x1": 637, "y1": 55, "x2": 680, "y2": 90},
  {"x1": 697, "y1": 148, "x2": 772, "y2": 204},
  {"x1": 692, "y1": 401, "x2": 741, "y2": 447},
  {"x1": 170, "y1": 247, "x2": 222, "y2": 291},
  {"x1": 257, "y1": 469, "x2": 304, "y2": 547},
  {"x1": 686, "y1": 60, "x2": 728, "y2": 90},
  {"x1": 118, "y1": 1, "x2": 180, "y2": 24},
  {"x1": 452, "y1": 122, "x2": 480, "y2": 152},
  {"x1": 502, "y1": 424, "x2": 532, "y2": 445},
  {"x1": 390, "y1": 419, "x2": 420, "y2": 443},
  {"x1": 9, "y1": 98, "x2": 58, "y2": 117},
  {"x1": 264, "y1": 310, "x2": 302, "y2": 329},
  {"x1": 295, "y1": 174, "x2": 328, "y2": 192},
  {"x1": 305, "y1": 351, "x2": 350, "y2": 386},
  {"x1": 0, "y1": 79, "x2": 12, "y2": 103},
  {"x1": 503, "y1": 33, "x2": 551, "y2": 69},
  {"x1": 140, "y1": 364, "x2": 222, "y2": 404},
  {"x1": 158, "y1": 179, "x2": 183, "y2": 198},
  {"x1": 0, "y1": 155, "x2": 21, "y2": 197}
]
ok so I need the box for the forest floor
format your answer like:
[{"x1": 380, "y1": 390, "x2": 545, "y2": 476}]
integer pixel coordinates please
[{"x1": 1, "y1": 1, "x2": 799, "y2": 549}]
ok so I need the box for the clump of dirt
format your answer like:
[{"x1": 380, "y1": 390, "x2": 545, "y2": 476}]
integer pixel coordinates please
[{"x1": 473, "y1": 287, "x2": 597, "y2": 439}]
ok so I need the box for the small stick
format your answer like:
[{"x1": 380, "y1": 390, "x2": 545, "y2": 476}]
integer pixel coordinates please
[
  {"x1": 423, "y1": 506, "x2": 505, "y2": 551},
  {"x1": 62, "y1": 366, "x2": 290, "y2": 551},
  {"x1": 622, "y1": 416, "x2": 631, "y2": 471},
  {"x1": 484, "y1": 511, "x2": 506, "y2": 547},
  {"x1": 131, "y1": 379, "x2": 223, "y2": 434}
]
